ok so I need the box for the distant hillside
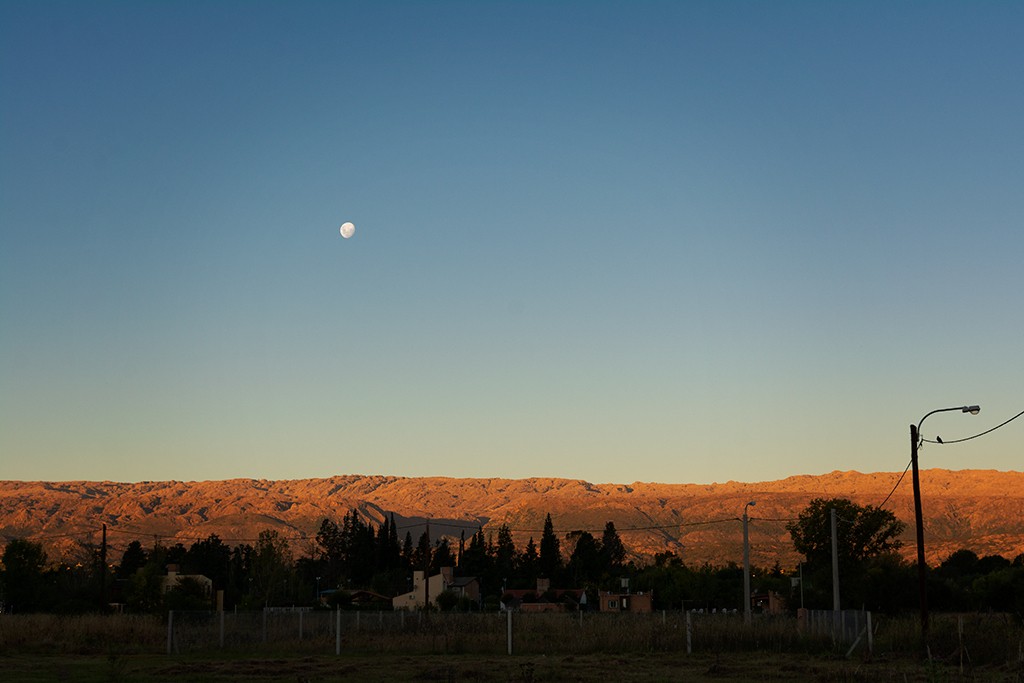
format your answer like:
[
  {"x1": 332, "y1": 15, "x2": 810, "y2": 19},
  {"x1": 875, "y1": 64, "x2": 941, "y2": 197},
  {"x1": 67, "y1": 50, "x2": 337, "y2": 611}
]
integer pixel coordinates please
[{"x1": 2, "y1": 470, "x2": 1022, "y2": 568}]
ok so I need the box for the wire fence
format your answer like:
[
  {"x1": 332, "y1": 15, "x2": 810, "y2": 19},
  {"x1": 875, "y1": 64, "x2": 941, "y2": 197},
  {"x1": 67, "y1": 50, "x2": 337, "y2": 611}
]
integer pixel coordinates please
[
  {"x1": 162, "y1": 608, "x2": 856, "y2": 657},
  {"x1": 800, "y1": 609, "x2": 874, "y2": 655},
  {"x1": 4, "y1": 609, "x2": 1023, "y2": 666}
]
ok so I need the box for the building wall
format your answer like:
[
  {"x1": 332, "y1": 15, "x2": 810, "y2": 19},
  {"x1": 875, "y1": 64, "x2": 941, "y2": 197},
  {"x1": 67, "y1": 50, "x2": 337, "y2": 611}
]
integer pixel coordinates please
[
  {"x1": 392, "y1": 567, "x2": 457, "y2": 610},
  {"x1": 598, "y1": 591, "x2": 653, "y2": 613},
  {"x1": 161, "y1": 569, "x2": 213, "y2": 597}
]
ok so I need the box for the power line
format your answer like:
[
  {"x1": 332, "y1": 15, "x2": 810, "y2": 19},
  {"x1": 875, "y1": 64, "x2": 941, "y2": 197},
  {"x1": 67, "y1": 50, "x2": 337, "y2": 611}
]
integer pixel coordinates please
[
  {"x1": 922, "y1": 408, "x2": 1024, "y2": 445},
  {"x1": 876, "y1": 459, "x2": 913, "y2": 509},
  {"x1": 7, "y1": 516, "x2": 752, "y2": 549},
  {"x1": 878, "y1": 407, "x2": 1023, "y2": 509},
  {"x1": 396, "y1": 517, "x2": 741, "y2": 535}
]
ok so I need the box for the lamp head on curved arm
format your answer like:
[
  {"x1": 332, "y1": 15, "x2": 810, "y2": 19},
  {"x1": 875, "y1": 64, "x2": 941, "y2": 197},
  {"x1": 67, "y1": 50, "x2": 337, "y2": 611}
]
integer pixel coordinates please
[{"x1": 916, "y1": 405, "x2": 981, "y2": 433}]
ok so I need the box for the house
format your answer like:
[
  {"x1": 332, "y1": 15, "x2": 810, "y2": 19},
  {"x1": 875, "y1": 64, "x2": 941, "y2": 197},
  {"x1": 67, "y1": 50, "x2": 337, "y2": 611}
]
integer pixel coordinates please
[
  {"x1": 598, "y1": 590, "x2": 653, "y2": 613},
  {"x1": 349, "y1": 590, "x2": 394, "y2": 609},
  {"x1": 161, "y1": 564, "x2": 213, "y2": 597},
  {"x1": 752, "y1": 590, "x2": 787, "y2": 615},
  {"x1": 501, "y1": 577, "x2": 587, "y2": 613},
  {"x1": 392, "y1": 567, "x2": 480, "y2": 609}
]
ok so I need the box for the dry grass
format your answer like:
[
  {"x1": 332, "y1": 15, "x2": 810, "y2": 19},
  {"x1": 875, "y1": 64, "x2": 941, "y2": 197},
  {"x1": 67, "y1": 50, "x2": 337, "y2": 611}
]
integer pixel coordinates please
[
  {"x1": 3, "y1": 651, "x2": 1022, "y2": 683},
  {"x1": 2, "y1": 611, "x2": 1023, "y2": 681}
]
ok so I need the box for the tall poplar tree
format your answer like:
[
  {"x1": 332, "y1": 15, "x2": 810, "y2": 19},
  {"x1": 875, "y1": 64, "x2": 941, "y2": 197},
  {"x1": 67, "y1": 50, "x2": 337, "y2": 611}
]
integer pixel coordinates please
[{"x1": 539, "y1": 514, "x2": 562, "y2": 581}]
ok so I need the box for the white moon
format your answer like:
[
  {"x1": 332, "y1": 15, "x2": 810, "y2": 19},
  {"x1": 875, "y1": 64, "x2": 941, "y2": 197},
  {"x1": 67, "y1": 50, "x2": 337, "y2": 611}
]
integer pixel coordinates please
[{"x1": 340, "y1": 221, "x2": 355, "y2": 239}]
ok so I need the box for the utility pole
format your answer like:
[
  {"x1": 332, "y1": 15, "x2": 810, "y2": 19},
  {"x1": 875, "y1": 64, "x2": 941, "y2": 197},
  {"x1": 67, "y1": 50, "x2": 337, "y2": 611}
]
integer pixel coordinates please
[
  {"x1": 742, "y1": 501, "x2": 755, "y2": 625},
  {"x1": 798, "y1": 562, "x2": 804, "y2": 610},
  {"x1": 909, "y1": 405, "x2": 980, "y2": 646},
  {"x1": 423, "y1": 520, "x2": 430, "y2": 611},
  {"x1": 100, "y1": 523, "x2": 108, "y2": 610},
  {"x1": 911, "y1": 423, "x2": 929, "y2": 641},
  {"x1": 831, "y1": 508, "x2": 840, "y2": 613}
]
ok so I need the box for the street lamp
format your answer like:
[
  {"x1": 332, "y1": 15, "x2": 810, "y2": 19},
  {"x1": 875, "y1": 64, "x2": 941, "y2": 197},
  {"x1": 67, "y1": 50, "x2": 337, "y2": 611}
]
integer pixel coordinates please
[
  {"x1": 743, "y1": 500, "x2": 756, "y2": 625},
  {"x1": 911, "y1": 405, "x2": 979, "y2": 641}
]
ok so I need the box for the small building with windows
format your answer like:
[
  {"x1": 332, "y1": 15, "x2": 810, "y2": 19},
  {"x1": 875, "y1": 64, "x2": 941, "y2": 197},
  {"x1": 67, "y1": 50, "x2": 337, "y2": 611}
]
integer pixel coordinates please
[
  {"x1": 392, "y1": 567, "x2": 480, "y2": 610},
  {"x1": 598, "y1": 590, "x2": 653, "y2": 613},
  {"x1": 500, "y1": 577, "x2": 587, "y2": 612},
  {"x1": 161, "y1": 564, "x2": 213, "y2": 597}
]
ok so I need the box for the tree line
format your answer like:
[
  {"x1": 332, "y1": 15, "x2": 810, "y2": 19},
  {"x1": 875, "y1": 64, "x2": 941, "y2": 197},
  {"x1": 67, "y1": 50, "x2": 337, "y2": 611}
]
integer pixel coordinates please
[{"x1": 2, "y1": 500, "x2": 1023, "y2": 616}]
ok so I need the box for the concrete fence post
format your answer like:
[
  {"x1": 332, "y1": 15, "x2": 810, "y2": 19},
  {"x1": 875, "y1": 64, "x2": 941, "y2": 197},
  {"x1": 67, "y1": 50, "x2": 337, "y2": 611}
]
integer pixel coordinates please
[
  {"x1": 506, "y1": 609, "x2": 513, "y2": 655},
  {"x1": 335, "y1": 607, "x2": 341, "y2": 655},
  {"x1": 686, "y1": 610, "x2": 692, "y2": 655},
  {"x1": 166, "y1": 611, "x2": 173, "y2": 655}
]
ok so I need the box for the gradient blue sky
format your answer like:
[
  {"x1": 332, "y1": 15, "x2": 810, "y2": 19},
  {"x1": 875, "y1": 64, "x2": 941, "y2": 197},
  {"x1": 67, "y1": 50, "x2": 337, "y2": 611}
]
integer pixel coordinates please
[{"x1": 2, "y1": 1, "x2": 1021, "y2": 485}]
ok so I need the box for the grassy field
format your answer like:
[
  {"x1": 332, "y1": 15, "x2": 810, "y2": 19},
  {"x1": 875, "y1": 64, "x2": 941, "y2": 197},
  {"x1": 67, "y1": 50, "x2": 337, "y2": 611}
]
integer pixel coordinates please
[
  {"x1": 4, "y1": 651, "x2": 1024, "y2": 683},
  {"x1": 2, "y1": 612, "x2": 1023, "y2": 682}
]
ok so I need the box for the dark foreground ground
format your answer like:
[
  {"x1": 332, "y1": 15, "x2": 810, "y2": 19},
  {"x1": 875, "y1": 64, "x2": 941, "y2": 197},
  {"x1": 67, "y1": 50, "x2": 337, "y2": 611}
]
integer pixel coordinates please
[{"x1": 4, "y1": 652, "x2": 1023, "y2": 683}]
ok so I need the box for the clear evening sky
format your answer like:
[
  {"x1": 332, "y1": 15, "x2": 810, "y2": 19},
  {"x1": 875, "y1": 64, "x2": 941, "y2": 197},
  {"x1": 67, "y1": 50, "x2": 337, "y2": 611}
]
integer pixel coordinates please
[{"x1": 1, "y1": 1, "x2": 1021, "y2": 484}]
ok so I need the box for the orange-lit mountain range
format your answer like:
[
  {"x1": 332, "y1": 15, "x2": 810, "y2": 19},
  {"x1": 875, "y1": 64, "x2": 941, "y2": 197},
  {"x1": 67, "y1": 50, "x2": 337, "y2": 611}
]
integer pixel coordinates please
[{"x1": 2, "y1": 469, "x2": 1022, "y2": 569}]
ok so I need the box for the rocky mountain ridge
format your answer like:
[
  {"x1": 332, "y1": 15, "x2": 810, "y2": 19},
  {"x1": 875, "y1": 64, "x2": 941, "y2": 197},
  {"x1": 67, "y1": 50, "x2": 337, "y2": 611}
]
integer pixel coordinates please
[{"x1": 2, "y1": 469, "x2": 1022, "y2": 568}]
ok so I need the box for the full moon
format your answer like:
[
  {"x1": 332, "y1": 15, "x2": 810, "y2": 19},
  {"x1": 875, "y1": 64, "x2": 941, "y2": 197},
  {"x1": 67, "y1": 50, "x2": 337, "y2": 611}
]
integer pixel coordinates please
[{"x1": 340, "y1": 222, "x2": 355, "y2": 239}]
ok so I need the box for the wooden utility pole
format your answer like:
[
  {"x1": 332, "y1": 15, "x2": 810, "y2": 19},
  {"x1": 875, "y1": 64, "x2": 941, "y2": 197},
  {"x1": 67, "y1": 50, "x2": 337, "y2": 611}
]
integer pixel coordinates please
[
  {"x1": 100, "y1": 523, "x2": 108, "y2": 610},
  {"x1": 831, "y1": 508, "x2": 840, "y2": 613},
  {"x1": 911, "y1": 423, "x2": 929, "y2": 642},
  {"x1": 423, "y1": 520, "x2": 430, "y2": 611}
]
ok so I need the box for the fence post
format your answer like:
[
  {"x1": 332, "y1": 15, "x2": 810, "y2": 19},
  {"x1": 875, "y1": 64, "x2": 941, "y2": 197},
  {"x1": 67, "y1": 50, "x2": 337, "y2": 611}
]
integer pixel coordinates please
[
  {"x1": 299, "y1": 610, "x2": 304, "y2": 641},
  {"x1": 335, "y1": 607, "x2": 341, "y2": 655},
  {"x1": 356, "y1": 611, "x2": 361, "y2": 630},
  {"x1": 867, "y1": 611, "x2": 873, "y2": 655},
  {"x1": 262, "y1": 608, "x2": 267, "y2": 645},
  {"x1": 506, "y1": 609, "x2": 513, "y2": 655},
  {"x1": 166, "y1": 611, "x2": 174, "y2": 655},
  {"x1": 219, "y1": 609, "x2": 225, "y2": 649},
  {"x1": 686, "y1": 610, "x2": 692, "y2": 655}
]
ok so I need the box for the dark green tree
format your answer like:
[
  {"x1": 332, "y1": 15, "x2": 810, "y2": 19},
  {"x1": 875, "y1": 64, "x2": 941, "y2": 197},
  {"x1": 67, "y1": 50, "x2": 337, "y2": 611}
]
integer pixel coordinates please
[
  {"x1": 459, "y1": 528, "x2": 489, "y2": 578},
  {"x1": 787, "y1": 498, "x2": 905, "y2": 609},
  {"x1": 249, "y1": 530, "x2": 292, "y2": 607},
  {"x1": 316, "y1": 518, "x2": 344, "y2": 589},
  {"x1": 431, "y1": 538, "x2": 455, "y2": 572},
  {"x1": 434, "y1": 589, "x2": 459, "y2": 611},
  {"x1": 116, "y1": 540, "x2": 148, "y2": 579},
  {"x1": 516, "y1": 537, "x2": 539, "y2": 588},
  {"x1": 227, "y1": 543, "x2": 253, "y2": 608},
  {"x1": 375, "y1": 514, "x2": 402, "y2": 572},
  {"x1": 125, "y1": 543, "x2": 170, "y2": 613},
  {"x1": 1, "y1": 539, "x2": 50, "y2": 612},
  {"x1": 184, "y1": 534, "x2": 231, "y2": 590},
  {"x1": 493, "y1": 525, "x2": 517, "y2": 585},
  {"x1": 566, "y1": 531, "x2": 600, "y2": 584},
  {"x1": 401, "y1": 532, "x2": 414, "y2": 569},
  {"x1": 163, "y1": 576, "x2": 212, "y2": 611},
  {"x1": 599, "y1": 522, "x2": 626, "y2": 576},
  {"x1": 788, "y1": 498, "x2": 904, "y2": 567},
  {"x1": 539, "y1": 514, "x2": 561, "y2": 580},
  {"x1": 412, "y1": 530, "x2": 431, "y2": 573}
]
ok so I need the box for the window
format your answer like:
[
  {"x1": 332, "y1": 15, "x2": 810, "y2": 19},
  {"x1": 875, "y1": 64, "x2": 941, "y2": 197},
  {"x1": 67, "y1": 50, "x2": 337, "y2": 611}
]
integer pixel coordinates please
[{"x1": 608, "y1": 600, "x2": 618, "y2": 609}]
